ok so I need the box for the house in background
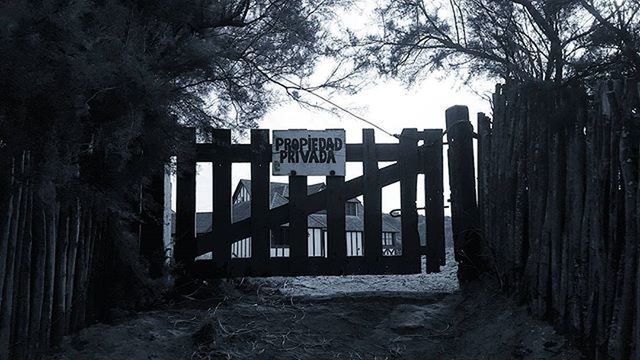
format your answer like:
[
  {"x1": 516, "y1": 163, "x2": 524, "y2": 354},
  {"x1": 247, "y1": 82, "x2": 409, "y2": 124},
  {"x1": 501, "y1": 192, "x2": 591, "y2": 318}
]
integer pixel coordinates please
[
  {"x1": 231, "y1": 180, "x2": 403, "y2": 258},
  {"x1": 172, "y1": 179, "x2": 403, "y2": 260}
]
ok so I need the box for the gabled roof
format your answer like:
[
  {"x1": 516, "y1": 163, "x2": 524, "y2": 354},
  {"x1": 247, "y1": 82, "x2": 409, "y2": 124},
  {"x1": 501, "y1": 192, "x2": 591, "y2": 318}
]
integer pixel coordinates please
[
  {"x1": 234, "y1": 179, "x2": 326, "y2": 202},
  {"x1": 270, "y1": 193, "x2": 288, "y2": 208},
  {"x1": 382, "y1": 214, "x2": 402, "y2": 232},
  {"x1": 305, "y1": 213, "x2": 401, "y2": 232}
]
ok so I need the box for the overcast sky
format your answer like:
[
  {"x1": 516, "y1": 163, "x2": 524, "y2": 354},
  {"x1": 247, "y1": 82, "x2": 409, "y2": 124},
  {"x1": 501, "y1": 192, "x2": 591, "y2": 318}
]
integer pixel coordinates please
[
  {"x1": 177, "y1": 75, "x2": 491, "y2": 214},
  {"x1": 172, "y1": 2, "x2": 494, "y2": 215}
]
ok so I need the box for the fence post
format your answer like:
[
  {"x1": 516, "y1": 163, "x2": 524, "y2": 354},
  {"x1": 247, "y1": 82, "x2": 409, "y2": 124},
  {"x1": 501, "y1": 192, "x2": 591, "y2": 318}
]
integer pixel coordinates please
[
  {"x1": 289, "y1": 175, "x2": 308, "y2": 274},
  {"x1": 212, "y1": 129, "x2": 232, "y2": 275},
  {"x1": 423, "y1": 129, "x2": 445, "y2": 273},
  {"x1": 327, "y1": 175, "x2": 346, "y2": 274},
  {"x1": 175, "y1": 127, "x2": 196, "y2": 283},
  {"x1": 477, "y1": 113, "x2": 492, "y2": 243},
  {"x1": 362, "y1": 129, "x2": 382, "y2": 273},
  {"x1": 399, "y1": 128, "x2": 420, "y2": 273},
  {"x1": 445, "y1": 106, "x2": 483, "y2": 281},
  {"x1": 250, "y1": 129, "x2": 271, "y2": 276}
]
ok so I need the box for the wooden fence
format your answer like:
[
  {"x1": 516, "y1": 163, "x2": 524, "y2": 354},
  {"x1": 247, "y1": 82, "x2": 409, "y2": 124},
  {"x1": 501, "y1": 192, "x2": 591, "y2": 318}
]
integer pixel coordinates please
[
  {"x1": 0, "y1": 152, "x2": 115, "y2": 360},
  {"x1": 174, "y1": 128, "x2": 446, "y2": 278},
  {"x1": 478, "y1": 80, "x2": 639, "y2": 358}
]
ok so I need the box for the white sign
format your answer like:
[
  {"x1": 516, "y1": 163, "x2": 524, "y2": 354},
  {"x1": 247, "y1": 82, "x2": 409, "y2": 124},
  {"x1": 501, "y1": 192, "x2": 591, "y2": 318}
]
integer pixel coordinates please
[{"x1": 272, "y1": 129, "x2": 346, "y2": 176}]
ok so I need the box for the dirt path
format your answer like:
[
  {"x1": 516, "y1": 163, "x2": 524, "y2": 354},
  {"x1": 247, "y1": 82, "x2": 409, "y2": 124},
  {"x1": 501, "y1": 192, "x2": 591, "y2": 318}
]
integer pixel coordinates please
[{"x1": 47, "y1": 255, "x2": 583, "y2": 360}]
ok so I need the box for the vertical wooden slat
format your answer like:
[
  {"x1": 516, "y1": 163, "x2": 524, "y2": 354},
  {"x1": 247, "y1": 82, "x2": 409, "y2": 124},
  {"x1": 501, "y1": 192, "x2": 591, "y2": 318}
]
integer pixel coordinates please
[
  {"x1": 446, "y1": 106, "x2": 483, "y2": 281},
  {"x1": 52, "y1": 206, "x2": 69, "y2": 346},
  {"x1": 399, "y1": 128, "x2": 420, "y2": 273},
  {"x1": 13, "y1": 172, "x2": 32, "y2": 359},
  {"x1": 477, "y1": 113, "x2": 492, "y2": 242},
  {"x1": 0, "y1": 156, "x2": 14, "y2": 314},
  {"x1": 288, "y1": 175, "x2": 308, "y2": 272},
  {"x1": 424, "y1": 129, "x2": 445, "y2": 273},
  {"x1": 608, "y1": 80, "x2": 638, "y2": 359},
  {"x1": 362, "y1": 129, "x2": 382, "y2": 273},
  {"x1": 250, "y1": 129, "x2": 270, "y2": 275},
  {"x1": 0, "y1": 154, "x2": 26, "y2": 356},
  {"x1": 29, "y1": 198, "x2": 46, "y2": 355},
  {"x1": 636, "y1": 84, "x2": 640, "y2": 360},
  {"x1": 327, "y1": 175, "x2": 346, "y2": 274},
  {"x1": 212, "y1": 129, "x2": 232, "y2": 274},
  {"x1": 175, "y1": 127, "x2": 196, "y2": 273},
  {"x1": 39, "y1": 201, "x2": 57, "y2": 352}
]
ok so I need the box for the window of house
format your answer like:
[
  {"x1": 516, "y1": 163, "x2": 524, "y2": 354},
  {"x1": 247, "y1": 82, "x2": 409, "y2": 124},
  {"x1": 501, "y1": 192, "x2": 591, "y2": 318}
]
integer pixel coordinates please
[
  {"x1": 382, "y1": 232, "x2": 395, "y2": 246},
  {"x1": 346, "y1": 231, "x2": 363, "y2": 256},
  {"x1": 241, "y1": 186, "x2": 249, "y2": 202},
  {"x1": 270, "y1": 227, "x2": 290, "y2": 257},
  {"x1": 345, "y1": 202, "x2": 357, "y2": 216},
  {"x1": 308, "y1": 228, "x2": 327, "y2": 257},
  {"x1": 277, "y1": 227, "x2": 288, "y2": 245},
  {"x1": 234, "y1": 186, "x2": 250, "y2": 204},
  {"x1": 231, "y1": 238, "x2": 251, "y2": 258}
]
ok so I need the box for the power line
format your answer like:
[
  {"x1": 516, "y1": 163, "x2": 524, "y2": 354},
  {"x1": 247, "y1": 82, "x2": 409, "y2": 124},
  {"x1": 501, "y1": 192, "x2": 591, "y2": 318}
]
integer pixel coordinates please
[{"x1": 276, "y1": 76, "x2": 401, "y2": 139}]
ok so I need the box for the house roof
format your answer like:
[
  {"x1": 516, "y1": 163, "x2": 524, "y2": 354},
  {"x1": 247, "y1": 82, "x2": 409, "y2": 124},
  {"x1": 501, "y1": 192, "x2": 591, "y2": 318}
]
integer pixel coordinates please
[
  {"x1": 305, "y1": 213, "x2": 400, "y2": 232},
  {"x1": 235, "y1": 179, "x2": 325, "y2": 200},
  {"x1": 382, "y1": 213, "x2": 402, "y2": 232}
]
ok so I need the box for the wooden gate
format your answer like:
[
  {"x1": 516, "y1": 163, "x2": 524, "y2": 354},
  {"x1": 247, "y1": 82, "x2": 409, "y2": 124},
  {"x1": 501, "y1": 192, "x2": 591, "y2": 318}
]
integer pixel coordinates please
[{"x1": 174, "y1": 128, "x2": 445, "y2": 278}]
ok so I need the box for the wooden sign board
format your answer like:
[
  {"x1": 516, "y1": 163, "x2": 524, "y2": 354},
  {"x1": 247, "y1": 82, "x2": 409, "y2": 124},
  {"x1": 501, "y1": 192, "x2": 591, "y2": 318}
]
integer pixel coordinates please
[{"x1": 272, "y1": 129, "x2": 346, "y2": 176}]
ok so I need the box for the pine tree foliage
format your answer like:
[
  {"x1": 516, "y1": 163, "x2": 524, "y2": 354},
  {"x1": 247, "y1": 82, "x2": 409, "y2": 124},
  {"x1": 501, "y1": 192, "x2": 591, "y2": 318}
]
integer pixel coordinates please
[{"x1": 0, "y1": 1, "x2": 346, "y2": 358}]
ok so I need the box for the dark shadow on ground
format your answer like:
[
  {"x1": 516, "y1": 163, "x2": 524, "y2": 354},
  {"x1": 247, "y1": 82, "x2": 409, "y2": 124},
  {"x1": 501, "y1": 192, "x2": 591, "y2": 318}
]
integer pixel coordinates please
[{"x1": 47, "y1": 251, "x2": 583, "y2": 360}]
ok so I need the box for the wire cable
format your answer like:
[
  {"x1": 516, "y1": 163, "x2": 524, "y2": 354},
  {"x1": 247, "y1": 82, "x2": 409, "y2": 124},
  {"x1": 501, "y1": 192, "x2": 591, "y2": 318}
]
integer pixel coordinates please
[{"x1": 276, "y1": 76, "x2": 401, "y2": 139}]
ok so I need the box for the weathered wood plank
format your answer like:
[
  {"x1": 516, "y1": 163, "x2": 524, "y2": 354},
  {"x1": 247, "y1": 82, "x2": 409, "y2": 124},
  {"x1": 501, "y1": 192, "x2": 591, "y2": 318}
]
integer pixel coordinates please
[
  {"x1": 477, "y1": 113, "x2": 491, "y2": 251},
  {"x1": 480, "y1": 82, "x2": 640, "y2": 359},
  {"x1": 288, "y1": 175, "x2": 308, "y2": 271},
  {"x1": 607, "y1": 80, "x2": 638, "y2": 360},
  {"x1": 327, "y1": 175, "x2": 346, "y2": 274},
  {"x1": 362, "y1": 129, "x2": 382, "y2": 273},
  {"x1": 399, "y1": 128, "x2": 420, "y2": 273},
  {"x1": 345, "y1": 144, "x2": 399, "y2": 162},
  {"x1": 212, "y1": 129, "x2": 232, "y2": 273},
  {"x1": 446, "y1": 106, "x2": 482, "y2": 281},
  {"x1": 423, "y1": 129, "x2": 445, "y2": 273},
  {"x1": 174, "y1": 128, "x2": 197, "y2": 273},
  {"x1": 250, "y1": 129, "x2": 270, "y2": 276}
]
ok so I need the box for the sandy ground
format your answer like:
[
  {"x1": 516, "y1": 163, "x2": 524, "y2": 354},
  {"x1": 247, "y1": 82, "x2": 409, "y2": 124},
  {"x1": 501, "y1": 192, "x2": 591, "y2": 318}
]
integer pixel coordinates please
[{"x1": 47, "y1": 251, "x2": 583, "y2": 360}]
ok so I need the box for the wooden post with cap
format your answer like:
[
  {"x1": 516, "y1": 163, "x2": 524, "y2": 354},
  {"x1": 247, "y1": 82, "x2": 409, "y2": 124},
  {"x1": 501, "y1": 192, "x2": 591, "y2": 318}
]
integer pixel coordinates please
[{"x1": 445, "y1": 105, "x2": 484, "y2": 281}]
